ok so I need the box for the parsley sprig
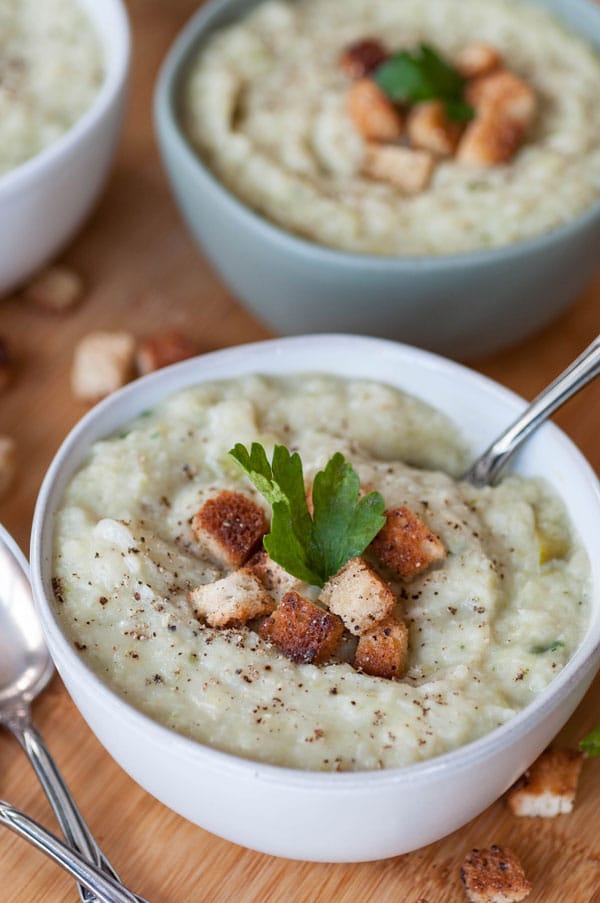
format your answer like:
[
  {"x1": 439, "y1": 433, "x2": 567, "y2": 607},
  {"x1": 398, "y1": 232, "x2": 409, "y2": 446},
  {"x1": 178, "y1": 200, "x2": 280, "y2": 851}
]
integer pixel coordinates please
[
  {"x1": 374, "y1": 43, "x2": 474, "y2": 122},
  {"x1": 580, "y1": 725, "x2": 600, "y2": 757},
  {"x1": 229, "y1": 443, "x2": 386, "y2": 587}
]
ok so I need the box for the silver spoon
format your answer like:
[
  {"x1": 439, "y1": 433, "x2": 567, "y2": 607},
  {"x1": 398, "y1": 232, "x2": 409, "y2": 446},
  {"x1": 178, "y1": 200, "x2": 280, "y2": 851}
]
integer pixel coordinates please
[
  {"x1": 463, "y1": 334, "x2": 600, "y2": 486},
  {"x1": 0, "y1": 524, "x2": 144, "y2": 903}
]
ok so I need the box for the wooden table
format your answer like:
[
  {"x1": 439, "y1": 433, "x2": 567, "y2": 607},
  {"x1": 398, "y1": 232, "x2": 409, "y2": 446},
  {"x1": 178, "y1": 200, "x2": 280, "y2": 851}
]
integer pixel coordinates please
[{"x1": 1, "y1": 2, "x2": 599, "y2": 900}]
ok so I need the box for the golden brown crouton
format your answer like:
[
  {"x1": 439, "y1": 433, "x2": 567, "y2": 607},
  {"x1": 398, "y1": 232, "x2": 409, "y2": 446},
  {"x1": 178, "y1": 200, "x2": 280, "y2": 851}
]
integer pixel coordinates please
[
  {"x1": 23, "y1": 265, "x2": 84, "y2": 312},
  {"x1": 371, "y1": 505, "x2": 446, "y2": 579},
  {"x1": 456, "y1": 109, "x2": 525, "y2": 167},
  {"x1": 259, "y1": 591, "x2": 344, "y2": 664},
  {"x1": 247, "y1": 550, "x2": 301, "y2": 599},
  {"x1": 362, "y1": 144, "x2": 434, "y2": 193},
  {"x1": 188, "y1": 567, "x2": 274, "y2": 628},
  {"x1": 0, "y1": 436, "x2": 17, "y2": 500},
  {"x1": 466, "y1": 70, "x2": 537, "y2": 128},
  {"x1": 506, "y1": 748, "x2": 584, "y2": 817},
  {"x1": 339, "y1": 38, "x2": 388, "y2": 79},
  {"x1": 460, "y1": 846, "x2": 532, "y2": 902},
  {"x1": 407, "y1": 100, "x2": 463, "y2": 157},
  {"x1": 191, "y1": 490, "x2": 267, "y2": 569},
  {"x1": 71, "y1": 331, "x2": 136, "y2": 401},
  {"x1": 354, "y1": 616, "x2": 408, "y2": 679},
  {"x1": 319, "y1": 557, "x2": 395, "y2": 635},
  {"x1": 0, "y1": 337, "x2": 13, "y2": 393},
  {"x1": 455, "y1": 43, "x2": 502, "y2": 79},
  {"x1": 136, "y1": 329, "x2": 198, "y2": 375},
  {"x1": 347, "y1": 78, "x2": 404, "y2": 142}
]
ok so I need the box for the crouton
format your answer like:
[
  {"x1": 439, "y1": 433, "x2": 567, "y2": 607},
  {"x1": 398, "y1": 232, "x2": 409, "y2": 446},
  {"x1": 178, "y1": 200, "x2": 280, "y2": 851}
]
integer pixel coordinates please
[
  {"x1": 319, "y1": 557, "x2": 395, "y2": 635},
  {"x1": 460, "y1": 846, "x2": 532, "y2": 902},
  {"x1": 188, "y1": 567, "x2": 274, "y2": 628},
  {"x1": 347, "y1": 78, "x2": 404, "y2": 142},
  {"x1": 506, "y1": 747, "x2": 584, "y2": 817},
  {"x1": 0, "y1": 436, "x2": 17, "y2": 500},
  {"x1": 407, "y1": 100, "x2": 463, "y2": 157},
  {"x1": 354, "y1": 616, "x2": 408, "y2": 679},
  {"x1": 455, "y1": 43, "x2": 502, "y2": 79},
  {"x1": 339, "y1": 38, "x2": 389, "y2": 79},
  {"x1": 191, "y1": 490, "x2": 267, "y2": 569},
  {"x1": 0, "y1": 337, "x2": 13, "y2": 392},
  {"x1": 456, "y1": 109, "x2": 525, "y2": 167},
  {"x1": 362, "y1": 144, "x2": 434, "y2": 193},
  {"x1": 371, "y1": 505, "x2": 446, "y2": 579},
  {"x1": 71, "y1": 331, "x2": 136, "y2": 401},
  {"x1": 466, "y1": 70, "x2": 537, "y2": 128},
  {"x1": 247, "y1": 550, "x2": 301, "y2": 599},
  {"x1": 136, "y1": 329, "x2": 198, "y2": 375},
  {"x1": 23, "y1": 265, "x2": 84, "y2": 312},
  {"x1": 259, "y1": 591, "x2": 344, "y2": 664}
]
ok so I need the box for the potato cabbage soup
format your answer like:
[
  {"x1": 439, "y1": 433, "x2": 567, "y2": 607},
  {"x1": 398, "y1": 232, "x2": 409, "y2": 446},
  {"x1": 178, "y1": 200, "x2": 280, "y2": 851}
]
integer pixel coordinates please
[
  {"x1": 183, "y1": 0, "x2": 600, "y2": 256},
  {"x1": 53, "y1": 376, "x2": 590, "y2": 771}
]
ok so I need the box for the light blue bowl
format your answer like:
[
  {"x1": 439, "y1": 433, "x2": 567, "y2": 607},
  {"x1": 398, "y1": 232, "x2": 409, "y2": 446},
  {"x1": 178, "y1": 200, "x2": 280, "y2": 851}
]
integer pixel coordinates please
[{"x1": 155, "y1": 0, "x2": 600, "y2": 359}]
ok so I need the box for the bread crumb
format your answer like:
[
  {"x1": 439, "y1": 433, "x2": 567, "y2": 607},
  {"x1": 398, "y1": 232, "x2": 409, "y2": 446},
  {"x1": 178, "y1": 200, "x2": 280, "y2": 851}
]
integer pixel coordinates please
[
  {"x1": 71, "y1": 331, "x2": 136, "y2": 401},
  {"x1": 136, "y1": 329, "x2": 198, "y2": 375},
  {"x1": 355, "y1": 616, "x2": 409, "y2": 679},
  {"x1": 260, "y1": 591, "x2": 344, "y2": 664},
  {"x1": 23, "y1": 265, "x2": 84, "y2": 312},
  {"x1": 371, "y1": 505, "x2": 446, "y2": 579},
  {"x1": 188, "y1": 568, "x2": 274, "y2": 628},
  {"x1": 506, "y1": 747, "x2": 584, "y2": 817},
  {"x1": 319, "y1": 556, "x2": 395, "y2": 635},
  {"x1": 191, "y1": 490, "x2": 267, "y2": 569},
  {"x1": 460, "y1": 845, "x2": 532, "y2": 902}
]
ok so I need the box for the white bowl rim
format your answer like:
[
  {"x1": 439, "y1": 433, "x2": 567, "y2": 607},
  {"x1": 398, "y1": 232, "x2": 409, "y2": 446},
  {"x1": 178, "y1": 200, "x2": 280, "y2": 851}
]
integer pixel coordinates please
[
  {"x1": 0, "y1": 0, "x2": 131, "y2": 201},
  {"x1": 31, "y1": 334, "x2": 600, "y2": 789},
  {"x1": 155, "y1": 0, "x2": 600, "y2": 269}
]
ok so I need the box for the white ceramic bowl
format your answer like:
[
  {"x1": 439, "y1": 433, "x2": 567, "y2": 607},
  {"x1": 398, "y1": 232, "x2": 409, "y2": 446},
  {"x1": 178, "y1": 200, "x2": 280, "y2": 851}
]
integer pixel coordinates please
[
  {"x1": 31, "y1": 336, "x2": 600, "y2": 862},
  {"x1": 0, "y1": 0, "x2": 130, "y2": 296}
]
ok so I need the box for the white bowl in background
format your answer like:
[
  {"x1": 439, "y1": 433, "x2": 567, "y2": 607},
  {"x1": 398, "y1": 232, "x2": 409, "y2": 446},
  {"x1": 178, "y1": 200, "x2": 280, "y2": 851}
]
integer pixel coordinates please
[
  {"x1": 0, "y1": 0, "x2": 130, "y2": 296},
  {"x1": 30, "y1": 335, "x2": 600, "y2": 862}
]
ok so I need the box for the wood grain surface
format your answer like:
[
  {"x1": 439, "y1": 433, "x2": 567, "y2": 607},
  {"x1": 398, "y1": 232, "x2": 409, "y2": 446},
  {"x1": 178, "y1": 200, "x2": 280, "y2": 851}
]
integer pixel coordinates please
[{"x1": 1, "y1": 1, "x2": 599, "y2": 900}]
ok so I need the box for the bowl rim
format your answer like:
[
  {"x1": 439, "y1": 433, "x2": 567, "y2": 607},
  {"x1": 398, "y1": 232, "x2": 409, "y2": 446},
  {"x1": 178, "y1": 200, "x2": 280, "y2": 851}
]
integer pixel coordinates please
[
  {"x1": 155, "y1": 0, "x2": 600, "y2": 269},
  {"x1": 0, "y1": 0, "x2": 131, "y2": 201},
  {"x1": 30, "y1": 334, "x2": 600, "y2": 789}
]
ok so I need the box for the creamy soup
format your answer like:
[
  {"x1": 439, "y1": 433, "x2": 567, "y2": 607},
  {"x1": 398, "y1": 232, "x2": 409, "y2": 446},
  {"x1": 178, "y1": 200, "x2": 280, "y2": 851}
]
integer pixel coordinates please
[{"x1": 53, "y1": 375, "x2": 590, "y2": 771}]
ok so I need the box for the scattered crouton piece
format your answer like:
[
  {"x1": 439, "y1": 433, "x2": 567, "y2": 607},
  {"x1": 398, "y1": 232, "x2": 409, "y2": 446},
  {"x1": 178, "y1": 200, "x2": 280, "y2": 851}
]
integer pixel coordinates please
[
  {"x1": 339, "y1": 38, "x2": 389, "y2": 79},
  {"x1": 407, "y1": 100, "x2": 463, "y2": 157},
  {"x1": 460, "y1": 846, "x2": 532, "y2": 903},
  {"x1": 319, "y1": 557, "x2": 395, "y2": 635},
  {"x1": 71, "y1": 331, "x2": 136, "y2": 401},
  {"x1": 354, "y1": 616, "x2": 408, "y2": 679},
  {"x1": 455, "y1": 43, "x2": 502, "y2": 79},
  {"x1": 136, "y1": 329, "x2": 198, "y2": 375},
  {"x1": 22, "y1": 265, "x2": 84, "y2": 312},
  {"x1": 259, "y1": 591, "x2": 344, "y2": 664},
  {"x1": 247, "y1": 550, "x2": 301, "y2": 600},
  {"x1": 347, "y1": 78, "x2": 404, "y2": 142},
  {"x1": 371, "y1": 505, "x2": 446, "y2": 579},
  {"x1": 456, "y1": 109, "x2": 525, "y2": 167},
  {"x1": 363, "y1": 144, "x2": 434, "y2": 193},
  {"x1": 0, "y1": 337, "x2": 13, "y2": 392},
  {"x1": 0, "y1": 436, "x2": 17, "y2": 500},
  {"x1": 188, "y1": 567, "x2": 274, "y2": 628},
  {"x1": 506, "y1": 747, "x2": 584, "y2": 817},
  {"x1": 191, "y1": 490, "x2": 267, "y2": 569},
  {"x1": 466, "y1": 70, "x2": 537, "y2": 128}
]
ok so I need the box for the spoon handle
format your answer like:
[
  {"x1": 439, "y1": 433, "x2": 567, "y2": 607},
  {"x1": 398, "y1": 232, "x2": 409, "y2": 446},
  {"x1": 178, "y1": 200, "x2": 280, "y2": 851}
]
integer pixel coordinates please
[
  {"x1": 9, "y1": 715, "x2": 143, "y2": 903},
  {"x1": 463, "y1": 334, "x2": 600, "y2": 487},
  {"x1": 0, "y1": 800, "x2": 148, "y2": 903}
]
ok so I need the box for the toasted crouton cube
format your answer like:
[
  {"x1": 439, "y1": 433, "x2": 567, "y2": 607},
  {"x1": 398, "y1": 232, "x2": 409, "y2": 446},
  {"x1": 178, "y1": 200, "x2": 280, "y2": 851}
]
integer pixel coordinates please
[
  {"x1": 455, "y1": 43, "x2": 502, "y2": 79},
  {"x1": 407, "y1": 101, "x2": 463, "y2": 157},
  {"x1": 354, "y1": 616, "x2": 408, "y2": 679},
  {"x1": 456, "y1": 110, "x2": 525, "y2": 167},
  {"x1": 71, "y1": 331, "x2": 136, "y2": 401},
  {"x1": 136, "y1": 329, "x2": 198, "y2": 375},
  {"x1": 0, "y1": 436, "x2": 17, "y2": 500},
  {"x1": 191, "y1": 490, "x2": 267, "y2": 569},
  {"x1": 466, "y1": 70, "x2": 537, "y2": 128},
  {"x1": 460, "y1": 846, "x2": 532, "y2": 902},
  {"x1": 23, "y1": 265, "x2": 84, "y2": 312},
  {"x1": 319, "y1": 557, "x2": 395, "y2": 635},
  {"x1": 371, "y1": 505, "x2": 446, "y2": 579},
  {"x1": 259, "y1": 591, "x2": 344, "y2": 664},
  {"x1": 506, "y1": 748, "x2": 584, "y2": 817},
  {"x1": 188, "y1": 567, "x2": 274, "y2": 628},
  {"x1": 339, "y1": 38, "x2": 389, "y2": 79},
  {"x1": 347, "y1": 78, "x2": 404, "y2": 142},
  {"x1": 362, "y1": 144, "x2": 434, "y2": 194},
  {"x1": 247, "y1": 550, "x2": 301, "y2": 599}
]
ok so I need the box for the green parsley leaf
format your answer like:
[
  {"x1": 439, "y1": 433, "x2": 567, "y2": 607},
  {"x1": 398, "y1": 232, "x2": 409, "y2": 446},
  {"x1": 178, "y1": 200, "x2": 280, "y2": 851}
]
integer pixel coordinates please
[
  {"x1": 530, "y1": 640, "x2": 565, "y2": 655},
  {"x1": 374, "y1": 43, "x2": 474, "y2": 122},
  {"x1": 580, "y1": 725, "x2": 600, "y2": 757},
  {"x1": 229, "y1": 443, "x2": 386, "y2": 587}
]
